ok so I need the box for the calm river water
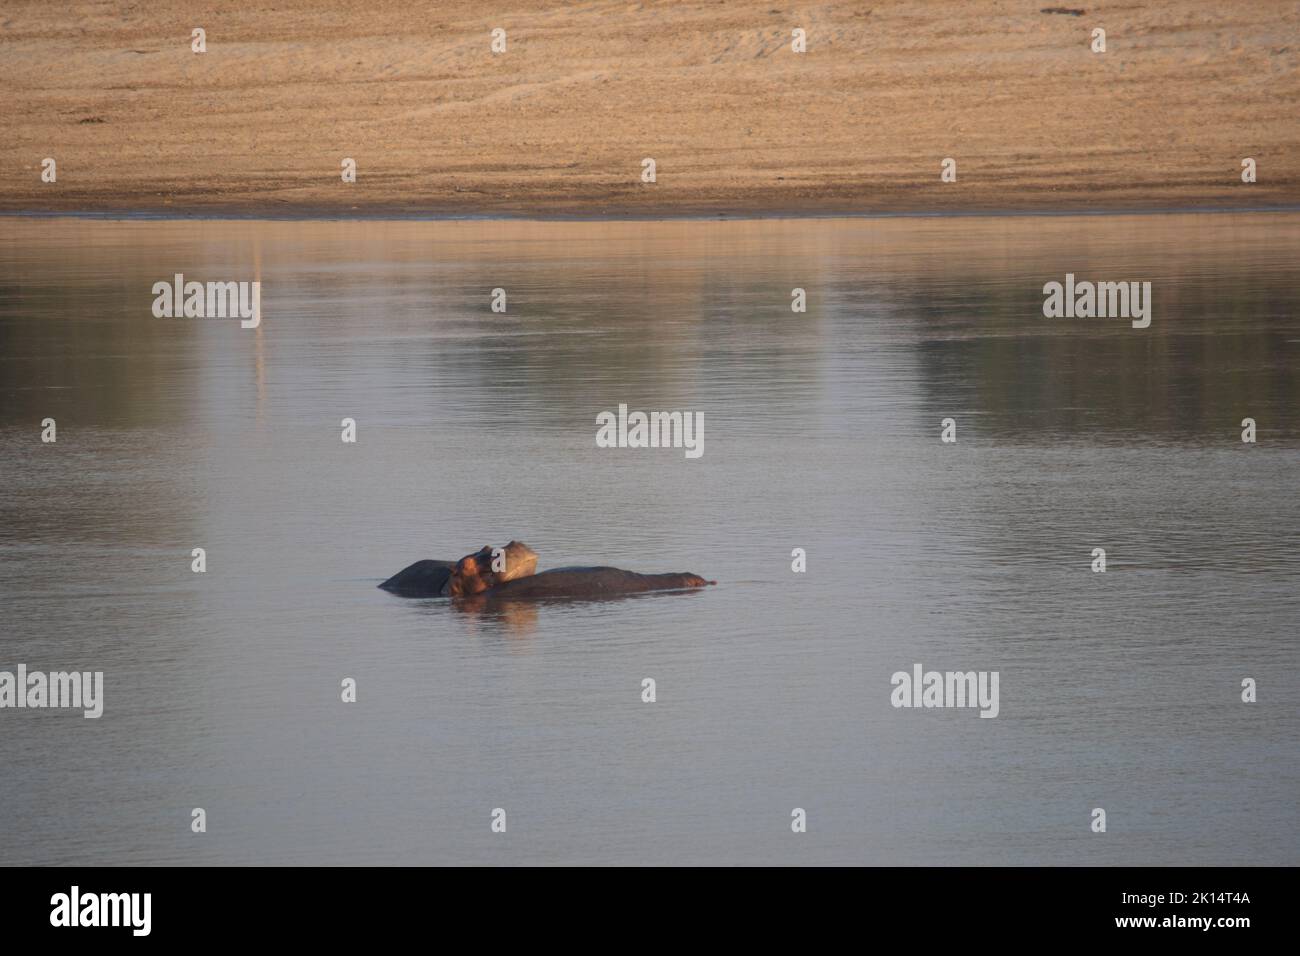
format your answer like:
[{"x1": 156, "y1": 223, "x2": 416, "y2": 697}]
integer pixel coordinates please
[{"x1": 1, "y1": 213, "x2": 1296, "y2": 864}]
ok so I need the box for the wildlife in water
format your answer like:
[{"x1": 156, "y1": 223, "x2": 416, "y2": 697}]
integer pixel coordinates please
[
  {"x1": 379, "y1": 540, "x2": 713, "y2": 602},
  {"x1": 378, "y1": 541, "x2": 539, "y2": 597}
]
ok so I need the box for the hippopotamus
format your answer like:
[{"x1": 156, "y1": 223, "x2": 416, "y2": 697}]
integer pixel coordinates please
[
  {"x1": 448, "y1": 546, "x2": 714, "y2": 601},
  {"x1": 379, "y1": 541, "x2": 538, "y2": 597}
]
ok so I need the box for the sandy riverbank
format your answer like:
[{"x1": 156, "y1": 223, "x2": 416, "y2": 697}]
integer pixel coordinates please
[{"x1": 1, "y1": 1, "x2": 1297, "y2": 217}]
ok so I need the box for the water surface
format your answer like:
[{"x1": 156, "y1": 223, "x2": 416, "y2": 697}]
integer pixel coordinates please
[{"x1": 1, "y1": 213, "x2": 1297, "y2": 865}]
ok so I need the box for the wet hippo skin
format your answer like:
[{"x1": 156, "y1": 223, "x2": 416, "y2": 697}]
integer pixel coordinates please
[
  {"x1": 455, "y1": 566, "x2": 715, "y2": 601},
  {"x1": 377, "y1": 559, "x2": 458, "y2": 597},
  {"x1": 380, "y1": 541, "x2": 540, "y2": 597}
]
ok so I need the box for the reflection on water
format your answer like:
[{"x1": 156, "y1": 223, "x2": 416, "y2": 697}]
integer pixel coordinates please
[{"x1": 0, "y1": 214, "x2": 1297, "y2": 865}]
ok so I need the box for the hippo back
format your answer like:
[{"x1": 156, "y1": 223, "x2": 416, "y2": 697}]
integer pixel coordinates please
[{"x1": 485, "y1": 567, "x2": 710, "y2": 600}]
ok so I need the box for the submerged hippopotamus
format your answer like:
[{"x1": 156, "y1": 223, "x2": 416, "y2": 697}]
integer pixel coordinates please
[
  {"x1": 378, "y1": 541, "x2": 538, "y2": 597},
  {"x1": 448, "y1": 546, "x2": 714, "y2": 601}
]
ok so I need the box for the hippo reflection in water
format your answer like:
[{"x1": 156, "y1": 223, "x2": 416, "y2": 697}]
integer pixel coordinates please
[{"x1": 379, "y1": 540, "x2": 714, "y2": 601}]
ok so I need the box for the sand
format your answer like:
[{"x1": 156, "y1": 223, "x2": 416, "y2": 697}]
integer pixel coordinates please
[{"x1": 0, "y1": 1, "x2": 1297, "y2": 217}]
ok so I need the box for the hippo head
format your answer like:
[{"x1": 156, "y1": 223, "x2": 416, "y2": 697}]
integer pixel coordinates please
[{"x1": 448, "y1": 540, "x2": 538, "y2": 597}]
